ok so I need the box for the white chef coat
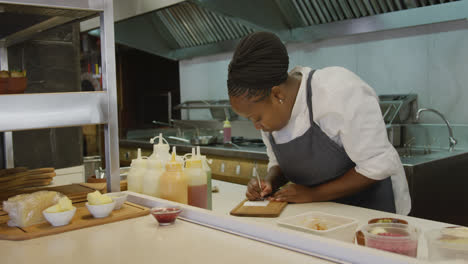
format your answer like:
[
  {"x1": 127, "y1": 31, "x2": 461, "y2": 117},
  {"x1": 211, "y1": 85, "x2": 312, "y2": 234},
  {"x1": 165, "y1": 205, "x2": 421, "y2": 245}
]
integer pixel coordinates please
[{"x1": 261, "y1": 66, "x2": 411, "y2": 215}]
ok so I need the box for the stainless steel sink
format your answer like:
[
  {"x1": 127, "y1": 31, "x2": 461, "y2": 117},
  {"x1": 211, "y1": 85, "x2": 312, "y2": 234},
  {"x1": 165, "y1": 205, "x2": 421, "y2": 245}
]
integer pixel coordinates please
[
  {"x1": 392, "y1": 124, "x2": 468, "y2": 225},
  {"x1": 396, "y1": 147, "x2": 466, "y2": 166}
]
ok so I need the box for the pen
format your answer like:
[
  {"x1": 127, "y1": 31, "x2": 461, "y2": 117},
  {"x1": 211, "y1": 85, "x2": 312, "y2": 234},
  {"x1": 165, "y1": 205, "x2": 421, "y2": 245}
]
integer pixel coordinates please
[{"x1": 254, "y1": 162, "x2": 263, "y2": 198}]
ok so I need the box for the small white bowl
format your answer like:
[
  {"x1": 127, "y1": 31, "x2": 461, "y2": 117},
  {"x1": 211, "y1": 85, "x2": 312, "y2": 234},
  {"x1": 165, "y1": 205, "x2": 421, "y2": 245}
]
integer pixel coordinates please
[
  {"x1": 104, "y1": 192, "x2": 128, "y2": 210},
  {"x1": 86, "y1": 201, "x2": 116, "y2": 218},
  {"x1": 43, "y1": 207, "x2": 77, "y2": 227}
]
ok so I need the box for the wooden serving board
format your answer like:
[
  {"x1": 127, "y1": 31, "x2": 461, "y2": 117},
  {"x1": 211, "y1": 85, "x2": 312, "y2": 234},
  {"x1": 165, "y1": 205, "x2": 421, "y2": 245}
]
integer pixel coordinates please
[
  {"x1": 0, "y1": 184, "x2": 98, "y2": 210},
  {"x1": 0, "y1": 201, "x2": 149, "y2": 241},
  {"x1": 230, "y1": 199, "x2": 287, "y2": 217}
]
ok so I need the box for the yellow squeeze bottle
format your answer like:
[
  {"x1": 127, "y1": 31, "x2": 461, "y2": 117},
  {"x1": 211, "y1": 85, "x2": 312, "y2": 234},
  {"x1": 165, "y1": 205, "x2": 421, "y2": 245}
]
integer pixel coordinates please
[{"x1": 159, "y1": 147, "x2": 188, "y2": 204}]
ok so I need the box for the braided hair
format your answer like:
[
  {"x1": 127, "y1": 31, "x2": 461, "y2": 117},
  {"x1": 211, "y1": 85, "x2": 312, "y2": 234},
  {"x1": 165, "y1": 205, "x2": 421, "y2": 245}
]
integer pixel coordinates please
[{"x1": 227, "y1": 32, "x2": 289, "y2": 101}]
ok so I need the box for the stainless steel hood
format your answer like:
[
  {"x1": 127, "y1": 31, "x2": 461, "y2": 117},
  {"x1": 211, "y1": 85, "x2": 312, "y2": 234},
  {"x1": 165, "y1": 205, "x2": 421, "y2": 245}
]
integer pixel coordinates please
[{"x1": 87, "y1": 0, "x2": 468, "y2": 60}]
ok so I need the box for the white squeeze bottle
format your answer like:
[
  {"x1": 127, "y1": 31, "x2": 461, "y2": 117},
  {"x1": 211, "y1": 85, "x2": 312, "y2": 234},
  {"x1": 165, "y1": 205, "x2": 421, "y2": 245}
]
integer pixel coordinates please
[
  {"x1": 185, "y1": 148, "x2": 208, "y2": 209},
  {"x1": 149, "y1": 133, "x2": 171, "y2": 165},
  {"x1": 127, "y1": 148, "x2": 146, "y2": 193},
  {"x1": 159, "y1": 147, "x2": 188, "y2": 204},
  {"x1": 142, "y1": 155, "x2": 164, "y2": 197},
  {"x1": 196, "y1": 146, "x2": 212, "y2": 210}
]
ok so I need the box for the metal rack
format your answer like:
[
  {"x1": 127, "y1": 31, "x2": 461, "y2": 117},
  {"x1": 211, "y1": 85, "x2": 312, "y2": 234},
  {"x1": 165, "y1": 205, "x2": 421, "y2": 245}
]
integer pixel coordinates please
[
  {"x1": 0, "y1": 0, "x2": 120, "y2": 192},
  {"x1": 174, "y1": 100, "x2": 239, "y2": 121}
]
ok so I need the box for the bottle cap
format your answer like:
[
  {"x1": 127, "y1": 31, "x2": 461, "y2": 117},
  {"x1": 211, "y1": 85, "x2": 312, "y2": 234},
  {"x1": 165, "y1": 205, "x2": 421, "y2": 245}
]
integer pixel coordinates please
[
  {"x1": 131, "y1": 148, "x2": 146, "y2": 167},
  {"x1": 185, "y1": 148, "x2": 202, "y2": 168},
  {"x1": 223, "y1": 118, "x2": 231, "y2": 127},
  {"x1": 165, "y1": 147, "x2": 182, "y2": 171},
  {"x1": 150, "y1": 133, "x2": 170, "y2": 160}
]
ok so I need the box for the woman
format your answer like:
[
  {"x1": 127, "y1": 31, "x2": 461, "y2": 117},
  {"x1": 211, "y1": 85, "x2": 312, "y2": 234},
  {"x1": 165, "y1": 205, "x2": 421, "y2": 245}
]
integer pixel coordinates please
[{"x1": 227, "y1": 32, "x2": 410, "y2": 215}]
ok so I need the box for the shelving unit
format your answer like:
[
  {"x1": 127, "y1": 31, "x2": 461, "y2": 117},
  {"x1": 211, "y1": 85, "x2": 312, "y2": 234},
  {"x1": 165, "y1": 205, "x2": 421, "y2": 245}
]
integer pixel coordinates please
[{"x1": 0, "y1": 0, "x2": 120, "y2": 192}]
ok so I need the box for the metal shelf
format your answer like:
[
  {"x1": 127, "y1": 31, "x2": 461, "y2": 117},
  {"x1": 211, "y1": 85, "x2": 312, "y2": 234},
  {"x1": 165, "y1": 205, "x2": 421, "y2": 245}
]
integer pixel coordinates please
[
  {"x1": 0, "y1": 0, "x2": 120, "y2": 192},
  {"x1": 0, "y1": 0, "x2": 103, "y2": 47},
  {"x1": 0, "y1": 92, "x2": 109, "y2": 131}
]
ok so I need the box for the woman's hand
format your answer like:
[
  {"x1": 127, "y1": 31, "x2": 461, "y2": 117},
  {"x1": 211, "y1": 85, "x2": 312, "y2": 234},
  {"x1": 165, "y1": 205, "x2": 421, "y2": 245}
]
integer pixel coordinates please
[
  {"x1": 270, "y1": 183, "x2": 315, "y2": 203},
  {"x1": 246, "y1": 179, "x2": 272, "y2": 200}
]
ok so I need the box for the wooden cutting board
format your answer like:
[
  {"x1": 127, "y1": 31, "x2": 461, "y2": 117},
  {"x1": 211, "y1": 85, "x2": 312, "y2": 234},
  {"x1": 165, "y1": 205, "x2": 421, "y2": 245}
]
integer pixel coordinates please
[
  {"x1": 230, "y1": 199, "x2": 287, "y2": 217},
  {"x1": 0, "y1": 173, "x2": 56, "y2": 191},
  {"x1": 0, "y1": 201, "x2": 149, "y2": 241},
  {"x1": 0, "y1": 168, "x2": 54, "y2": 179},
  {"x1": 0, "y1": 167, "x2": 28, "y2": 177}
]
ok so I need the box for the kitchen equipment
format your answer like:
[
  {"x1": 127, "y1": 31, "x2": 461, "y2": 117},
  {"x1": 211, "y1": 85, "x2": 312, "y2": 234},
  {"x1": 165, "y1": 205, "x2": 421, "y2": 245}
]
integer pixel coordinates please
[
  {"x1": 425, "y1": 227, "x2": 468, "y2": 262},
  {"x1": 83, "y1": 156, "x2": 101, "y2": 182},
  {"x1": 230, "y1": 199, "x2": 287, "y2": 217},
  {"x1": 168, "y1": 135, "x2": 218, "y2": 146},
  {"x1": 361, "y1": 223, "x2": 420, "y2": 257},
  {"x1": 0, "y1": 201, "x2": 149, "y2": 241},
  {"x1": 174, "y1": 100, "x2": 239, "y2": 121},
  {"x1": 191, "y1": 135, "x2": 217, "y2": 145},
  {"x1": 277, "y1": 211, "x2": 358, "y2": 243},
  {"x1": 378, "y1": 94, "x2": 418, "y2": 147}
]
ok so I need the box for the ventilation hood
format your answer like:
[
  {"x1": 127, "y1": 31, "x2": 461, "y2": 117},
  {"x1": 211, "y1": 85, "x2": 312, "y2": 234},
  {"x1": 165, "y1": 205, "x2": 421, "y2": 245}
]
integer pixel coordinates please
[{"x1": 85, "y1": 0, "x2": 468, "y2": 60}]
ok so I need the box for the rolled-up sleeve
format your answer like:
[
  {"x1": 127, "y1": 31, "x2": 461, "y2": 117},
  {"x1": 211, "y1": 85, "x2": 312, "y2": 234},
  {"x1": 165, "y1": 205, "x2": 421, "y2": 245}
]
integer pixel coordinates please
[
  {"x1": 261, "y1": 131, "x2": 279, "y2": 171},
  {"x1": 314, "y1": 67, "x2": 402, "y2": 180}
]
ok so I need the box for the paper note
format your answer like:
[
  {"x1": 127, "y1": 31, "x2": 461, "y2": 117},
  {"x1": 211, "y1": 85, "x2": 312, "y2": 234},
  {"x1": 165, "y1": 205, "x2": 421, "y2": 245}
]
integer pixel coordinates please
[{"x1": 244, "y1": 200, "x2": 270, "y2": 207}]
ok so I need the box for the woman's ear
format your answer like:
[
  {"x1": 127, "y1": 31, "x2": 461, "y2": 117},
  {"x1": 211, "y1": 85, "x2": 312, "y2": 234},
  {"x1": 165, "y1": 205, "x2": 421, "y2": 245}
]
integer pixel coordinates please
[{"x1": 271, "y1": 85, "x2": 286, "y2": 104}]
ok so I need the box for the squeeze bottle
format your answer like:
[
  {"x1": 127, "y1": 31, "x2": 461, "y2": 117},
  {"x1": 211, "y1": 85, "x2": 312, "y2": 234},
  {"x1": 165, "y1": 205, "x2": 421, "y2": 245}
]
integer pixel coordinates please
[
  {"x1": 149, "y1": 133, "x2": 171, "y2": 164},
  {"x1": 142, "y1": 156, "x2": 163, "y2": 197},
  {"x1": 159, "y1": 147, "x2": 188, "y2": 204},
  {"x1": 223, "y1": 118, "x2": 231, "y2": 143},
  {"x1": 196, "y1": 146, "x2": 212, "y2": 210},
  {"x1": 127, "y1": 148, "x2": 146, "y2": 193},
  {"x1": 185, "y1": 148, "x2": 208, "y2": 209}
]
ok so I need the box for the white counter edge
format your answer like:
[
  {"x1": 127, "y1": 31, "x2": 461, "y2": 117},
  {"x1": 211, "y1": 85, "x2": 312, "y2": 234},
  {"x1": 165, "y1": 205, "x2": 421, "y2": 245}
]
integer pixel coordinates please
[{"x1": 126, "y1": 191, "x2": 426, "y2": 264}]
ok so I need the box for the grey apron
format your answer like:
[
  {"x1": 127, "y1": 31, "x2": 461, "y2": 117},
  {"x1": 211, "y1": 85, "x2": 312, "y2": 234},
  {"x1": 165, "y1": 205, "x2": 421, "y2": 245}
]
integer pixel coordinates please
[{"x1": 269, "y1": 70, "x2": 396, "y2": 213}]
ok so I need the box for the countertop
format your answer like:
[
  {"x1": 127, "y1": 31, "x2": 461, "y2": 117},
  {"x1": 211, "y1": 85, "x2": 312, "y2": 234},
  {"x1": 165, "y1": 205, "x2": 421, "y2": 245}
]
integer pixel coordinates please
[{"x1": 1, "y1": 180, "x2": 454, "y2": 264}]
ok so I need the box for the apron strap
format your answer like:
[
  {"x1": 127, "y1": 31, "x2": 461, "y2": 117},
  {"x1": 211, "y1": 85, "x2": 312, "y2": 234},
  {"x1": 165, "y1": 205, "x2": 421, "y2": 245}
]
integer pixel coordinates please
[{"x1": 269, "y1": 69, "x2": 316, "y2": 144}]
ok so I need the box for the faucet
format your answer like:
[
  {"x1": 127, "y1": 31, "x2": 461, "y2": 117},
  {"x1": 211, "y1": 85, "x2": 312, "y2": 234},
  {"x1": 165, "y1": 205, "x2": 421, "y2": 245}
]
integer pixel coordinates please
[{"x1": 415, "y1": 108, "x2": 457, "y2": 152}]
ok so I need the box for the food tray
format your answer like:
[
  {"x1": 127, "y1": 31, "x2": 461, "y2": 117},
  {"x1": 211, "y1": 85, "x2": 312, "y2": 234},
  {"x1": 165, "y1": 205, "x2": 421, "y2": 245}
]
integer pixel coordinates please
[{"x1": 277, "y1": 211, "x2": 358, "y2": 242}]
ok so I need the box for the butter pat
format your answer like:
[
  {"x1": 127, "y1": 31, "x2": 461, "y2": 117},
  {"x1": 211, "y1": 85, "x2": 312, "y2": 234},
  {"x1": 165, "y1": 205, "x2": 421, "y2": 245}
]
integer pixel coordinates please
[
  {"x1": 87, "y1": 191, "x2": 113, "y2": 205},
  {"x1": 370, "y1": 227, "x2": 387, "y2": 235},
  {"x1": 45, "y1": 197, "x2": 74, "y2": 213},
  {"x1": 3, "y1": 191, "x2": 62, "y2": 227}
]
